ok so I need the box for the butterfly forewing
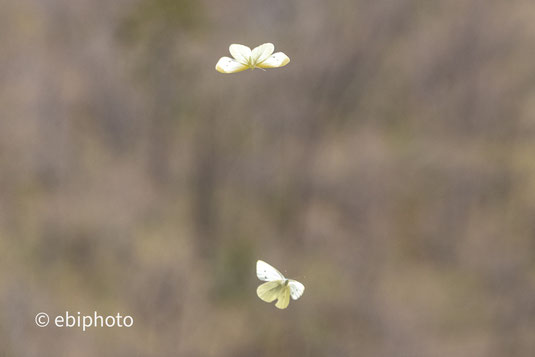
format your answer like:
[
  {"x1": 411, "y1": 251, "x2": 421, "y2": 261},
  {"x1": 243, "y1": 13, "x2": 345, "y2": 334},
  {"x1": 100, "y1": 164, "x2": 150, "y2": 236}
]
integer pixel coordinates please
[
  {"x1": 215, "y1": 57, "x2": 248, "y2": 73},
  {"x1": 288, "y1": 280, "x2": 305, "y2": 300},
  {"x1": 257, "y1": 52, "x2": 290, "y2": 69},
  {"x1": 257, "y1": 260, "x2": 285, "y2": 282}
]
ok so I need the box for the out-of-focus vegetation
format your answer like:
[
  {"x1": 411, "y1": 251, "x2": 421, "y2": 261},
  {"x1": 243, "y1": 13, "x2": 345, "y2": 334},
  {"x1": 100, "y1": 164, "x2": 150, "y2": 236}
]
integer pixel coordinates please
[{"x1": 1, "y1": 0, "x2": 535, "y2": 356}]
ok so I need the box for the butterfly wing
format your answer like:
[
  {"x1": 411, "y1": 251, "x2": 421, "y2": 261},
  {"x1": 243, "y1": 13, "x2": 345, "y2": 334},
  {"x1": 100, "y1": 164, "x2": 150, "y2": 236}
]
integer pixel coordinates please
[
  {"x1": 288, "y1": 279, "x2": 305, "y2": 300},
  {"x1": 257, "y1": 52, "x2": 290, "y2": 69},
  {"x1": 215, "y1": 57, "x2": 249, "y2": 74},
  {"x1": 251, "y1": 43, "x2": 274, "y2": 65},
  {"x1": 257, "y1": 281, "x2": 284, "y2": 303},
  {"x1": 257, "y1": 260, "x2": 285, "y2": 282},
  {"x1": 275, "y1": 285, "x2": 291, "y2": 309},
  {"x1": 229, "y1": 44, "x2": 252, "y2": 64}
]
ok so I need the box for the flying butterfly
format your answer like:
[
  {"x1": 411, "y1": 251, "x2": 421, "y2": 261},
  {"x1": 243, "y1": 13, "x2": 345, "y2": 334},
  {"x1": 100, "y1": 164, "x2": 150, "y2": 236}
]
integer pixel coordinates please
[
  {"x1": 256, "y1": 260, "x2": 304, "y2": 309},
  {"x1": 216, "y1": 43, "x2": 290, "y2": 74}
]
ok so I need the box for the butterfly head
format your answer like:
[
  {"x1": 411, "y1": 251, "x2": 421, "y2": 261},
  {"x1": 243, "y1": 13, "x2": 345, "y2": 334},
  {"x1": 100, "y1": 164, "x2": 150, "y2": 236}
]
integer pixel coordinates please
[
  {"x1": 244, "y1": 57, "x2": 254, "y2": 69},
  {"x1": 284, "y1": 279, "x2": 289, "y2": 286},
  {"x1": 244, "y1": 56, "x2": 265, "y2": 70}
]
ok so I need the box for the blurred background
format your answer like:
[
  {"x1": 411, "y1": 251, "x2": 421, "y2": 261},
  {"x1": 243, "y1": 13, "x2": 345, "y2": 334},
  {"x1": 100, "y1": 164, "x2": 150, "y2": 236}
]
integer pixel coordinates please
[{"x1": 1, "y1": 0, "x2": 535, "y2": 356}]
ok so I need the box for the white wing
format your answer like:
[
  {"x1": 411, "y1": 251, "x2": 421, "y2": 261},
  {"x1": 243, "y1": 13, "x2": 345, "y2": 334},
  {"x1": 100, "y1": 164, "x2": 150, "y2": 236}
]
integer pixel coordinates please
[
  {"x1": 288, "y1": 280, "x2": 305, "y2": 300},
  {"x1": 251, "y1": 43, "x2": 274, "y2": 65},
  {"x1": 257, "y1": 52, "x2": 290, "y2": 69},
  {"x1": 257, "y1": 260, "x2": 285, "y2": 282},
  {"x1": 215, "y1": 57, "x2": 248, "y2": 74},
  {"x1": 229, "y1": 44, "x2": 251, "y2": 64}
]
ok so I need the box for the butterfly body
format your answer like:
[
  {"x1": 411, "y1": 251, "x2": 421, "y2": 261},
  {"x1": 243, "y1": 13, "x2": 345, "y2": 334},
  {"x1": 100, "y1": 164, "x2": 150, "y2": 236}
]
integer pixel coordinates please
[
  {"x1": 216, "y1": 43, "x2": 290, "y2": 74},
  {"x1": 256, "y1": 260, "x2": 304, "y2": 309}
]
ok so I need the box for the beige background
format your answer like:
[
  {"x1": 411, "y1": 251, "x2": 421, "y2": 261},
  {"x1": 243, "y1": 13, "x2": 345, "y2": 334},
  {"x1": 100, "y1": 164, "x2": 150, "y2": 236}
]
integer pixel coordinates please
[{"x1": 1, "y1": 0, "x2": 535, "y2": 356}]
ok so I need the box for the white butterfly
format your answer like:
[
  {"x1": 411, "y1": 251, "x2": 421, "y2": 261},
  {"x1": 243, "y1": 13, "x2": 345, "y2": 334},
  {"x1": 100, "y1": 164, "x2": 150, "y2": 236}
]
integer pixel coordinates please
[
  {"x1": 216, "y1": 43, "x2": 290, "y2": 74},
  {"x1": 256, "y1": 260, "x2": 305, "y2": 309}
]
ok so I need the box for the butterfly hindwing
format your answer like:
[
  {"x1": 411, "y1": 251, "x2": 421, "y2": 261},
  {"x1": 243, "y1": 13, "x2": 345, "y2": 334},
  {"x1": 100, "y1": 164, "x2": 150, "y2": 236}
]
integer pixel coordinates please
[
  {"x1": 229, "y1": 44, "x2": 251, "y2": 64},
  {"x1": 275, "y1": 285, "x2": 291, "y2": 309},
  {"x1": 257, "y1": 281, "x2": 284, "y2": 303},
  {"x1": 251, "y1": 43, "x2": 274, "y2": 65}
]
